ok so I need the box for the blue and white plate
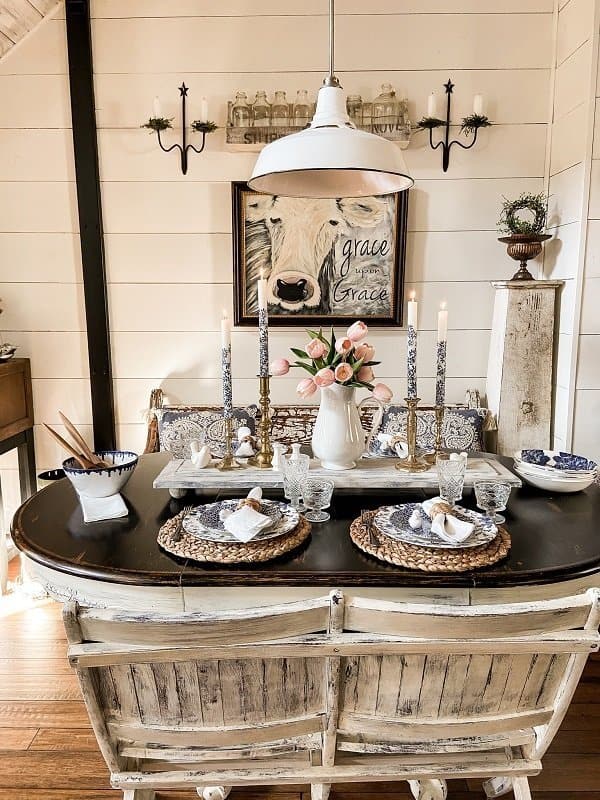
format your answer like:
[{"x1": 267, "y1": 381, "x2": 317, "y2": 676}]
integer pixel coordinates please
[
  {"x1": 182, "y1": 500, "x2": 298, "y2": 543},
  {"x1": 516, "y1": 449, "x2": 597, "y2": 474},
  {"x1": 374, "y1": 503, "x2": 498, "y2": 550}
]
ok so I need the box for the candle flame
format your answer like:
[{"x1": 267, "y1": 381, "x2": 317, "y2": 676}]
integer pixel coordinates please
[
  {"x1": 222, "y1": 308, "x2": 228, "y2": 319},
  {"x1": 409, "y1": 290, "x2": 416, "y2": 300},
  {"x1": 440, "y1": 301, "x2": 447, "y2": 310}
]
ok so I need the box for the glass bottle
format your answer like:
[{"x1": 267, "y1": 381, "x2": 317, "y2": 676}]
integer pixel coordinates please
[
  {"x1": 372, "y1": 83, "x2": 398, "y2": 135},
  {"x1": 252, "y1": 90, "x2": 271, "y2": 127},
  {"x1": 272, "y1": 90, "x2": 290, "y2": 127},
  {"x1": 346, "y1": 94, "x2": 363, "y2": 127},
  {"x1": 293, "y1": 89, "x2": 312, "y2": 128},
  {"x1": 231, "y1": 91, "x2": 252, "y2": 128}
]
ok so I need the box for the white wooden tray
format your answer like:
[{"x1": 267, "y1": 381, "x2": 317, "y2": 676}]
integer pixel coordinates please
[{"x1": 154, "y1": 456, "x2": 522, "y2": 494}]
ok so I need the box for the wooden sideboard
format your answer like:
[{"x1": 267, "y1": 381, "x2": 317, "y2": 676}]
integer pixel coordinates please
[
  {"x1": 0, "y1": 357, "x2": 36, "y2": 495},
  {"x1": 0, "y1": 358, "x2": 36, "y2": 593}
]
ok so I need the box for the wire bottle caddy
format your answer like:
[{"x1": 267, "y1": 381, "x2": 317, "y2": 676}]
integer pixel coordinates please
[{"x1": 226, "y1": 85, "x2": 413, "y2": 150}]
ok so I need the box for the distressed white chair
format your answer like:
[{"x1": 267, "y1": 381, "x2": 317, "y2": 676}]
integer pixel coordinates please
[
  {"x1": 65, "y1": 589, "x2": 600, "y2": 800},
  {"x1": 328, "y1": 589, "x2": 600, "y2": 800}
]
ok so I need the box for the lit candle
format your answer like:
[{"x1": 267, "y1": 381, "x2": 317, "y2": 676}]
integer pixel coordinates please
[
  {"x1": 427, "y1": 92, "x2": 437, "y2": 118},
  {"x1": 407, "y1": 291, "x2": 418, "y2": 400},
  {"x1": 153, "y1": 96, "x2": 162, "y2": 119},
  {"x1": 473, "y1": 94, "x2": 484, "y2": 115},
  {"x1": 436, "y1": 302, "x2": 448, "y2": 407},
  {"x1": 221, "y1": 310, "x2": 233, "y2": 419},
  {"x1": 200, "y1": 96, "x2": 209, "y2": 121},
  {"x1": 257, "y1": 272, "x2": 269, "y2": 378}
]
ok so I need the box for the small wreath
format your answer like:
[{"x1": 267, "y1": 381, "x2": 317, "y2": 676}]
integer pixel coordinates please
[{"x1": 498, "y1": 192, "x2": 547, "y2": 236}]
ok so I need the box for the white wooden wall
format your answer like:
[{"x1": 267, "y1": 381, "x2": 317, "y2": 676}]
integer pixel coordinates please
[
  {"x1": 89, "y1": 0, "x2": 552, "y2": 455},
  {"x1": 545, "y1": 0, "x2": 600, "y2": 460},
  {"x1": 0, "y1": 1, "x2": 556, "y2": 487},
  {"x1": 0, "y1": 5, "x2": 90, "y2": 529}
]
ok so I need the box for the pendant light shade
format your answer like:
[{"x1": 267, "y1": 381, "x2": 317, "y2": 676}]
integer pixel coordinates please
[{"x1": 248, "y1": 85, "x2": 413, "y2": 198}]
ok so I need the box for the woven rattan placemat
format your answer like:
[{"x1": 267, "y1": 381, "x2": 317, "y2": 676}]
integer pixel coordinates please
[
  {"x1": 158, "y1": 509, "x2": 311, "y2": 564},
  {"x1": 350, "y1": 510, "x2": 511, "y2": 572}
]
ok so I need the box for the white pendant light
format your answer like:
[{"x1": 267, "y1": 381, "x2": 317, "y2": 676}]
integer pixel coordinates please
[{"x1": 248, "y1": 0, "x2": 413, "y2": 198}]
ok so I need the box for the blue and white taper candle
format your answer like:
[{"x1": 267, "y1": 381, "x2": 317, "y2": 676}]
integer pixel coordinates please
[
  {"x1": 258, "y1": 272, "x2": 270, "y2": 378},
  {"x1": 407, "y1": 291, "x2": 418, "y2": 399},
  {"x1": 221, "y1": 310, "x2": 233, "y2": 419},
  {"x1": 436, "y1": 301, "x2": 448, "y2": 407}
]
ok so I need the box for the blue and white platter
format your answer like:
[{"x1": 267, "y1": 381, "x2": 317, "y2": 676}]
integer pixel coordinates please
[
  {"x1": 373, "y1": 503, "x2": 498, "y2": 550},
  {"x1": 182, "y1": 499, "x2": 299, "y2": 543}
]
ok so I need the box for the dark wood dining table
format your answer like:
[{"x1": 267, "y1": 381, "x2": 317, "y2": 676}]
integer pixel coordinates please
[{"x1": 10, "y1": 452, "x2": 600, "y2": 612}]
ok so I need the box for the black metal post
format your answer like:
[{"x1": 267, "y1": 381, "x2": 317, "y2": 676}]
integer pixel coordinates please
[{"x1": 65, "y1": 0, "x2": 116, "y2": 451}]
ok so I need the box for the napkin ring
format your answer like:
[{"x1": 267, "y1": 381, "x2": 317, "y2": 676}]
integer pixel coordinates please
[
  {"x1": 237, "y1": 498, "x2": 261, "y2": 512},
  {"x1": 426, "y1": 501, "x2": 452, "y2": 519}
]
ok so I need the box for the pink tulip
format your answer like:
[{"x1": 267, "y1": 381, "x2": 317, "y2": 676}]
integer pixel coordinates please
[
  {"x1": 347, "y1": 320, "x2": 368, "y2": 342},
  {"x1": 297, "y1": 377, "x2": 318, "y2": 398},
  {"x1": 270, "y1": 358, "x2": 290, "y2": 376},
  {"x1": 335, "y1": 337, "x2": 353, "y2": 355},
  {"x1": 357, "y1": 365, "x2": 374, "y2": 383},
  {"x1": 354, "y1": 342, "x2": 375, "y2": 362},
  {"x1": 306, "y1": 338, "x2": 328, "y2": 359},
  {"x1": 314, "y1": 367, "x2": 335, "y2": 387},
  {"x1": 372, "y1": 382, "x2": 393, "y2": 403},
  {"x1": 334, "y1": 363, "x2": 354, "y2": 383}
]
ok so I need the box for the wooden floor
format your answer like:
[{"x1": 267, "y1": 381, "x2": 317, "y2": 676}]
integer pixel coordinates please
[{"x1": 1, "y1": 562, "x2": 599, "y2": 799}]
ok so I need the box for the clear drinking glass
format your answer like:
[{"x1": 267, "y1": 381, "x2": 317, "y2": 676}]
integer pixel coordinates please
[
  {"x1": 436, "y1": 453, "x2": 466, "y2": 507},
  {"x1": 302, "y1": 478, "x2": 334, "y2": 522},
  {"x1": 282, "y1": 452, "x2": 310, "y2": 511},
  {"x1": 474, "y1": 480, "x2": 512, "y2": 524}
]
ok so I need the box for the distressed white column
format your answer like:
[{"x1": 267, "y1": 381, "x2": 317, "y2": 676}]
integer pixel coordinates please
[{"x1": 486, "y1": 280, "x2": 564, "y2": 456}]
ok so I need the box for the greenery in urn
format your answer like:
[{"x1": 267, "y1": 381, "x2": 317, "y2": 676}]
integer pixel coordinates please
[
  {"x1": 497, "y1": 192, "x2": 548, "y2": 236},
  {"x1": 497, "y1": 192, "x2": 551, "y2": 280},
  {"x1": 270, "y1": 321, "x2": 393, "y2": 401}
]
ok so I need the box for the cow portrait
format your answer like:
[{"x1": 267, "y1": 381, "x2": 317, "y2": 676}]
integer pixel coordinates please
[{"x1": 232, "y1": 183, "x2": 408, "y2": 326}]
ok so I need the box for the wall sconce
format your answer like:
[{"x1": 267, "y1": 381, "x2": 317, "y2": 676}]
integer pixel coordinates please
[
  {"x1": 418, "y1": 79, "x2": 491, "y2": 172},
  {"x1": 141, "y1": 83, "x2": 217, "y2": 175}
]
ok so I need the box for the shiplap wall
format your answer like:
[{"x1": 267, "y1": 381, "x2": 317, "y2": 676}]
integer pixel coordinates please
[
  {"x1": 0, "y1": 5, "x2": 90, "y2": 529},
  {"x1": 544, "y1": 0, "x2": 600, "y2": 459},
  {"x1": 88, "y1": 0, "x2": 552, "y2": 455},
  {"x1": 0, "y1": 0, "x2": 557, "y2": 487},
  {"x1": 572, "y1": 1, "x2": 600, "y2": 457}
]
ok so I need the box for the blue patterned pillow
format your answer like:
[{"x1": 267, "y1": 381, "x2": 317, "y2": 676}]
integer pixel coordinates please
[
  {"x1": 157, "y1": 406, "x2": 258, "y2": 459},
  {"x1": 366, "y1": 406, "x2": 490, "y2": 456}
]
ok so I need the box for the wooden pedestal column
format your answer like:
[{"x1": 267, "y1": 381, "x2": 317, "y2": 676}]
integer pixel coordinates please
[{"x1": 486, "y1": 280, "x2": 563, "y2": 456}]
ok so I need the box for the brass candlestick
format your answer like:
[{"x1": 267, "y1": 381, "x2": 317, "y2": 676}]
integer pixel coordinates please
[
  {"x1": 395, "y1": 397, "x2": 430, "y2": 473},
  {"x1": 248, "y1": 375, "x2": 274, "y2": 469},
  {"x1": 215, "y1": 416, "x2": 245, "y2": 471}
]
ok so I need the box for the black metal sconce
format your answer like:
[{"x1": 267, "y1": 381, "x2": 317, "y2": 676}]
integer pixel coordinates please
[
  {"x1": 418, "y1": 79, "x2": 491, "y2": 172},
  {"x1": 141, "y1": 83, "x2": 217, "y2": 175}
]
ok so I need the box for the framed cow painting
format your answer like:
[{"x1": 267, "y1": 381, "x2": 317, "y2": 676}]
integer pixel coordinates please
[{"x1": 232, "y1": 181, "x2": 408, "y2": 327}]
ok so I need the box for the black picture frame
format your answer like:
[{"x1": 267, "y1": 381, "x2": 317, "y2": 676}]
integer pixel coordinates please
[{"x1": 232, "y1": 181, "x2": 408, "y2": 327}]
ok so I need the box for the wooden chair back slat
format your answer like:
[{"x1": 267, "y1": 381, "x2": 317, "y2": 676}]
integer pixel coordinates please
[
  {"x1": 78, "y1": 596, "x2": 330, "y2": 646},
  {"x1": 344, "y1": 594, "x2": 593, "y2": 639}
]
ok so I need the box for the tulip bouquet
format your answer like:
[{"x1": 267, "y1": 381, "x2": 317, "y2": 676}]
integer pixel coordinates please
[{"x1": 271, "y1": 320, "x2": 393, "y2": 403}]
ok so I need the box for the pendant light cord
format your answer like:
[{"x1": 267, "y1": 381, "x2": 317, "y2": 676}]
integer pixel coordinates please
[{"x1": 324, "y1": 0, "x2": 340, "y2": 87}]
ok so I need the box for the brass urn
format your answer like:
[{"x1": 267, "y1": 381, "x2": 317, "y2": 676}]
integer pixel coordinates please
[{"x1": 498, "y1": 233, "x2": 551, "y2": 281}]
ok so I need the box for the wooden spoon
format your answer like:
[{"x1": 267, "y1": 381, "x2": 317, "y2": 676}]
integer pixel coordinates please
[
  {"x1": 43, "y1": 424, "x2": 95, "y2": 470},
  {"x1": 58, "y1": 411, "x2": 110, "y2": 468}
]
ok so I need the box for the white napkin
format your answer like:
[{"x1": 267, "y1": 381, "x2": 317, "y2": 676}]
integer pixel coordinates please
[
  {"x1": 376, "y1": 433, "x2": 409, "y2": 458},
  {"x1": 222, "y1": 488, "x2": 271, "y2": 543},
  {"x1": 421, "y1": 496, "x2": 475, "y2": 544},
  {"x1": 78, "y1": 492, "x2": 129, "y2": 523}
]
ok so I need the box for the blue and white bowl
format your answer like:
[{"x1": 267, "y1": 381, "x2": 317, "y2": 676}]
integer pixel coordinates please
[
  {"x1": 516, "y1": 449, "x2": 597, "y2": 474},
  {"x1": 62, "y1": 450, "x2": 138, "y2": 498}
]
